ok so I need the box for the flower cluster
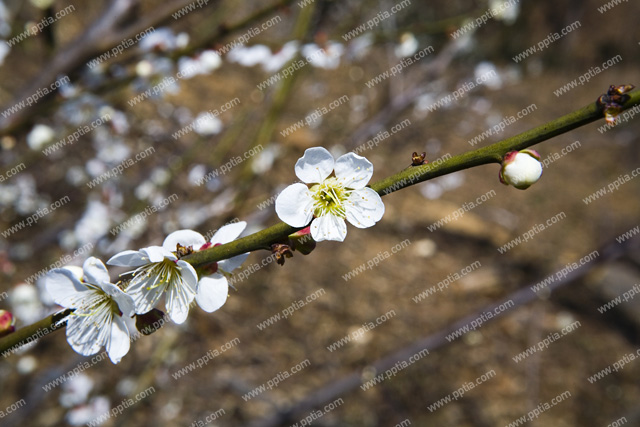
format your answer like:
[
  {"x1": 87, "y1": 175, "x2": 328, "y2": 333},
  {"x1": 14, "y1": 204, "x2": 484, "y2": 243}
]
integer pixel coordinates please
[
  {"x1": 46, "y1": 258, "x2": 135, "y2": 364},
  {"x1": 45, "y1": 223, "x2": 248, "y2": 363},
  {"x1": 43, "y1": 146, "x2": 385, "y2": 363},
  {"x1": 107, "y1": 224, "x2": 248, "y2": 324}
]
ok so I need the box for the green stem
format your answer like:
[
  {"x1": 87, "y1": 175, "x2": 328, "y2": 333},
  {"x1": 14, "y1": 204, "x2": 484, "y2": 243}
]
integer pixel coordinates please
[
  {"x1": 0, "y1": 309, "x2": 71, "y2": 358},
  {"x1": 372, "y1": 89, "x2": 617, "y2": 194},
  {"x1": 185, "y1": 89, "x2": 640, "y2": 267},
  {"x1": 1, "y1": 88, "x2": 637, "y2": 355}
]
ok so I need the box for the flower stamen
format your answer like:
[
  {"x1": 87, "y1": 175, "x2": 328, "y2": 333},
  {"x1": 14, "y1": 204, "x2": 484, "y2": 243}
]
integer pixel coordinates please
[{"x1": 311, "y1": 177, "x2": 352, "y2": 219}]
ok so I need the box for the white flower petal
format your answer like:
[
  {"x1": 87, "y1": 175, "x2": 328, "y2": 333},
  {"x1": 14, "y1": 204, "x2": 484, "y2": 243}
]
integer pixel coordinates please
[
  {"x1": 82, "y1": 257, "x2": 111, "y2": 286},
  {"x1": 107, "y1": 250, "x2": 147, "y2": 267},
  {"x1": 275, "y1": 183, "x2": 314, "y2": 227},
  {"x1": 196, "y1": 275, "x2": 228, "y2": 313},
  {"x1": 345, "y1": 187, "x2": 385, "y2": 228},
  {"x1": 62, "y1": 266, "x2": 84, "y2": 281},
  {"x1": 166, "y1": 284, "x2": 194, "y2": 324},
  {"x1": 176, "y1": 260, "x2": 199, "y2": 292},
  {"x1": 163, "y1": 230, "x2": 206, "y2": 252},
  {"x1": 100, "y1": 283, "x2": 135, "y2": 317},
  {"x1": 143, "y1": 246, "x2": 174, "y2": 262},
  {"x1": 294, "y1": 147, "x2": 334, "y2": 184},
  {"x1": 55, "y1": 259, "x2": 134, "y2": 363},
  {"x1": 45, "y1": 269, "x2": 87, "y2": 308},
  {"x1": 66, "y1": 312, "x2": 105, "y2": 356},
  {"x1": 107, "y1": 316, "x2": 130, "y2": 364},
  {"x1": 160, "y1": 260, "x2": 198, "y2": 324},
  {"x1": 210, "y1": 221, "x2": 247, "y2": 245},
  {"x1": 334, "y1": 153, "x2": 373, "y2": 189},
  {"x1": 126, "y1": 275, "x2": 166, "y2": 315},
  {"x1": 310, "y1": 214, "x2": 347, "y2": 242},
  {"x1": 218, "y1": 252, "x2": 249, "y2": 273}
]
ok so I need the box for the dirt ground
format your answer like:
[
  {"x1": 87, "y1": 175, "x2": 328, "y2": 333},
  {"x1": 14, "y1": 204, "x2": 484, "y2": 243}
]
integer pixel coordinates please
[{"x1": 0, "y1": 1, "x2": 639, "y2": 426}]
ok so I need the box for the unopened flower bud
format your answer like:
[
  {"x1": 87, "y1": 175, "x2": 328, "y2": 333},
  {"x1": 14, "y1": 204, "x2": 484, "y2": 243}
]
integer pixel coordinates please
[
  {"x1": 288, "y1": 226, "x2": 316, "y2": 255},
  {"x1": 0, "y1": 310, "x2": 16, "y2": 337},
  {"x1": 499, "y1": 149, "x2": 542, "y2": 190}
]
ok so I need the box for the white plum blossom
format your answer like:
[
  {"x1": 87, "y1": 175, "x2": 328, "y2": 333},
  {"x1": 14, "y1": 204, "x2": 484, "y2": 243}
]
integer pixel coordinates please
[
  {"x1": 65, "y1": 396, "x2": 111, "y2": 426},
  {"x1": 139, "y1": 28, "x2": 181, "y2": 52},
  {"x1": 395, "y1": 33, "x2": 418, "y2": 58},
  {"x1": 490, "y1": 0, "x2": 520, "y2": 24},
  {"x1": 107, "y1": 231, "x2": 200, "y2": 324},
  {"x1": 26, "y1": 124, "x2": 55, "y2": 151},
  {"x1": 194, "y1": 222, "x2": 249, "y2": 313},
  {"x1": 499, "y1": 149, "x2": 543, "y2": 190},
  {"x1": 45, "y1": 258, "x2": 135, "y2": 364},
  {"x1": 302, "y1": 42, "x2": 344, "y2": 69},
  {"x1": 262, "y1": 41, "x2": 299, "y2": 72},
  {"x1": 107, "y1": 223, "x2": 248, "y2": 323},
  {"x1": 193, "y1": 112, "x2": 223, "y2": 135},
  {"x1": 227, "y1": 44, "x2": 272, "y2": 67},
  {"x1": 275, "y1": 147, "x2": 385, "y2": 242},
  {"x1": 10, "y1": 282, "x2": 43, "y2": 325},
  {"x1": 475, "y1": 61, "x2": 503, "y2": 90},
  {"x1": 178, "y1": 50, "x2": 222, "y2": 78}
]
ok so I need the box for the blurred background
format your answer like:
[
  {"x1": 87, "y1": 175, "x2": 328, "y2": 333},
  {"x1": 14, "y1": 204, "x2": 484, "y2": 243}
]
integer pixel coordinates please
[{"x1": 0, "y1": 0, "x2": 638, "y2": 425}]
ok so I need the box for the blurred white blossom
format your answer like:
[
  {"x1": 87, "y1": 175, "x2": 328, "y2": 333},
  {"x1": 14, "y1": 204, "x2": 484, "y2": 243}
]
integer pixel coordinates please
[
  {"x1": 395, "y1": 33, "x2": 418, "y2": 58},
  {"x1": 26, "y1": 124, "x2": 55, "y2": 150}
]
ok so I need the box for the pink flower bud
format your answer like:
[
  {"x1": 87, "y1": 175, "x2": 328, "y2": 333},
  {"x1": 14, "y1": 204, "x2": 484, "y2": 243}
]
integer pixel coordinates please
[
  {"x1": 499, "y1": 150, "x2": 543, "y2": 190},
  {"x1": 0, "y1": 310, "x2": 16, "y2": 337},
  {"x1": 288, "y1": 226, "x2": 316, "y2": 255}
]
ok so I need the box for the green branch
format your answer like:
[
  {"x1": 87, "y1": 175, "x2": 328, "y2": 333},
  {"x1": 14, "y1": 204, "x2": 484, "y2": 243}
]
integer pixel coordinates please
[
  {"x1": 185, "y1": 88, "x2": 640, "y2": 267},
  {"x1": 0, "y1": 309, "x2": 71, "y2": 358},
  {"x1": 1, "y1": 88, "x2": 637, "y2": 355}
]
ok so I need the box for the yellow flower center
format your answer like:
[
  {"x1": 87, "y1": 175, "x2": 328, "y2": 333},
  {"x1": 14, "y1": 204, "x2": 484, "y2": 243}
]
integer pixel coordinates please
[
  {"x1": 136, "y1": 258, "x2": 183, "y2": 291},
  {"x1": 311, "y1": 177, "x2": 352, "y2": 218},
  {"x1": 71, "y1": 285, "x2": 118, "y2": 318}
]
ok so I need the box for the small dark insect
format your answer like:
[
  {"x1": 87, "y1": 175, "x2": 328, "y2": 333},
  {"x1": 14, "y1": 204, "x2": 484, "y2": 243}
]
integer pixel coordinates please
[
  {"x1": 176, "y1": 243, "x2": 194, "y2": 258},
  {"x1": 596, "y1": 84, "x2": 635, "y2": 124},
  {"x1": 411, "y1": 152, "x2": 427, "y2": 166}
]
